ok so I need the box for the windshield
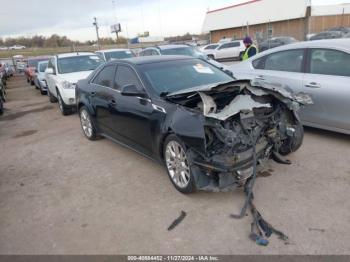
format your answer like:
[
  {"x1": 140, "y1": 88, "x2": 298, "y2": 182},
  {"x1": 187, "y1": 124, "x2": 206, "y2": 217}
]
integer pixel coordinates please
[
  {"x1": 139, "y1": 59, "x2": 233, "y2": 95},
  {"x1": 28, "y1": 59, "x2": 48, "y2": 68},
  {"x1": 104, "y1": 50, "x2": 134, "y2": 61},
  {"x1": 39, "y1": 62, "x2": 48, "y2": 72},
  {"x1": 57, "y1": 55, "x2": 104, "y2": 74}
]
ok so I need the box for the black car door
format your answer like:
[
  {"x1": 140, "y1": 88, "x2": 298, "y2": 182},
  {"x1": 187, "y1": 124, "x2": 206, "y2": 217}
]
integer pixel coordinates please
[
  {"x1": 108, "y1": 64, "x2": 155, "y2": 156},
  {"x1": 90, "y1": 65, "x2": 117, "y2": 135}
]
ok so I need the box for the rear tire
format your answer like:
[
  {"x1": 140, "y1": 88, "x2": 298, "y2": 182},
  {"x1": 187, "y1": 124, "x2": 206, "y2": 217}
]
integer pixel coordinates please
[
  {"x1": 163, "y1": 135, "x2": 196, "y2": 194},
  {"x1": 279, "y1": 122, "x2": 304, "y2": 155}
]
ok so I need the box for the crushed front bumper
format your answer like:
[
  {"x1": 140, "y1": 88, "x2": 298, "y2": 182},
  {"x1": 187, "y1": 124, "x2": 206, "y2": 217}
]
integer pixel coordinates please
[{"x1": 189, "y1": 139, "x2": 271, "y2": 191}]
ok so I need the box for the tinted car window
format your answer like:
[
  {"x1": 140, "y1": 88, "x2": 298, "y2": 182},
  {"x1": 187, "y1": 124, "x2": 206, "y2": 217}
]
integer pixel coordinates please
[
  {"x1": 151, "y1": 50, "x2": 160, "y2": 56},
  {"x1": 28, "y1": 58, "x2": 48, "y2": 68},
  {"x1": 47, "y1": 58, "x2": 56, "y2": 74},
  {"x1": 264, "y1": 49, "x2": 304, "y2": 72},
  {"x1": 310, "y1": 49, "x2": 350, "y2": 77},
  {"x1": 92, "y1": 65, "x2": 116, "y2": 88},
  {"x1": 252, "y1": 57, "x2": 264, "y2": 69},
  {"x1": 141, "y1": 50, "x2": 152, "y2": 56},
  {"x1": 39, "y1": 62, "x2": 48, "y2": 72},
  {"x1": 115, "y1": 65, "x2": 142, "y2": 90},
  {"x1": 104, "y1": 50, "x2": 134, "y2": 61},
  {"x1": 139, "y1": 59, "x2": 233, "y2": 95},
  {"x1": 57, "y1": 55, "x2": 104, "y2": 74},
  {"x1": 219, "y1": 42, "x2": 240, "y2": 50},
  {"x1": 205, "y1": 45, "x2": 219, "y2": 50}
]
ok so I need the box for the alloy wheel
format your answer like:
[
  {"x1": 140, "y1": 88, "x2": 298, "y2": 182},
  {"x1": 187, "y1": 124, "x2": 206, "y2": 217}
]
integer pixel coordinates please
[
  {"x1": 58, "y1": 94, "x2": 64, "y2": 112},
  {"x1": 165, "y1": 141, "x2": 190, "y2": 188},
  {"x1": 80, "y1": 109, "x2": 93, "y2": 138}
]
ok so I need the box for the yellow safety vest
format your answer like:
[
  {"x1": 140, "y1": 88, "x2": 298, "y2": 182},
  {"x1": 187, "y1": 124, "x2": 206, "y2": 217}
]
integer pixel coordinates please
[{"x1": 242, "y1": 44, "x2": 258, "y2": 61}]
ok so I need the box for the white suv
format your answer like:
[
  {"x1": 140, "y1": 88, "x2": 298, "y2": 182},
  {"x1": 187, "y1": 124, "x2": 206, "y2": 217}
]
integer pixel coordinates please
[
  {"x1": 208, "y1": 40, "x2": 246, "y2": 61},
  {"x1": 45, "y1": 52, "x2": 104, "y2": 115}
]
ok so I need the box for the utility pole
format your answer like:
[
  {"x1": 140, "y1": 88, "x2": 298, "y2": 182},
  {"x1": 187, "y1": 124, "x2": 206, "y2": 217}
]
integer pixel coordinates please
[
  {"x1": 112, "y1": 0, "x2": 119, "y2": 42},
  {"x1": 93, "y1": 17, "x2": 101, "y2": 50}
]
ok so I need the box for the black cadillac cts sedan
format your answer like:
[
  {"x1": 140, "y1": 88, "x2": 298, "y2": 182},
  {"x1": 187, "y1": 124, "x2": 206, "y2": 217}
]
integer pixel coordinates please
[{"x1": 76, "y1": 56, "x2": 307, "y2": 193}]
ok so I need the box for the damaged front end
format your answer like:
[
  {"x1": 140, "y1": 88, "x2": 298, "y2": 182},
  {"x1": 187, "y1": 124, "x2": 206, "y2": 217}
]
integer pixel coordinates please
[{"x1": 166, "y1": 80, "x2": 312, "y2": 191}]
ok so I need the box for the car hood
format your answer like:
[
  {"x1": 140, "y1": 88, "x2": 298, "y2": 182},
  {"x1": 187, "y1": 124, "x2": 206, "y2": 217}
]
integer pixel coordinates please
[
  {"x1": 166, "y1": 79, "x2": 313, "y2": 111},
  {"x1": 59, "y1": 71, "x2": 93, "y2": 83}
]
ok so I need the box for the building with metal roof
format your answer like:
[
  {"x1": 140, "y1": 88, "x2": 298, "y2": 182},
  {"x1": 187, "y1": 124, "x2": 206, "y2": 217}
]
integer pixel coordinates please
[{"x1": 202, "y1": 0, "x2": 350, "y2": 43}]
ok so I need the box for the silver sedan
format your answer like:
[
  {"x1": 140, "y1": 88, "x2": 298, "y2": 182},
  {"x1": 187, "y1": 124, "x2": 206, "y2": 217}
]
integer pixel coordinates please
[{"x1": 229, "y1": 39, "x2": 350, "y2": 135}]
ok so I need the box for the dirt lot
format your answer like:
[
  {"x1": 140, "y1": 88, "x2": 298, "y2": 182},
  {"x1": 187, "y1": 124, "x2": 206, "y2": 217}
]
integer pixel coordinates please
[{"x1": 0, "y1": 75, "x2": 350, "y2": 255}]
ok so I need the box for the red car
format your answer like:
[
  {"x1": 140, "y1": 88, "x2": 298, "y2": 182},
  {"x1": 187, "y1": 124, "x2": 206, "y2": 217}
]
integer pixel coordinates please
[{"x1": 25, "y1": 57, "x2": 50, "y2": 85}]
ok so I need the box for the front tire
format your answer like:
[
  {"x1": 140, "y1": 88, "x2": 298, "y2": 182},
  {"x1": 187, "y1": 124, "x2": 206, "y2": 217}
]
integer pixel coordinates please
[
  {"x1": 79, "y1": 106, "x2": 97, "y2": 141},
  {"x1": 163, "y1": 135, "x2": 196, "y2": 194},
  {"x1": 47, "y1": 88, "x2": 57, "y2": 103},
  {"x1": 57, "y1": 91, "x2": 72, "y2": 116}
]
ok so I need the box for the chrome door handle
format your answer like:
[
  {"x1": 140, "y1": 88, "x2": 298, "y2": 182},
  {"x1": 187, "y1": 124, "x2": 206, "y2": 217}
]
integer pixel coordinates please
[{"x1": 305, "y1": 82, "x2": 321, "y2": 88}]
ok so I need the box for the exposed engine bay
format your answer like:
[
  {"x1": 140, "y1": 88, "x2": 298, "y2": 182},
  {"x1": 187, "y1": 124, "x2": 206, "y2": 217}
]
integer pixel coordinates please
[
  {"x1": 166, "y1": 79, "x2": 312, "y2": 246},
  {"x1": 166, "y1": 80, "x2": 312, "y2": 191}
]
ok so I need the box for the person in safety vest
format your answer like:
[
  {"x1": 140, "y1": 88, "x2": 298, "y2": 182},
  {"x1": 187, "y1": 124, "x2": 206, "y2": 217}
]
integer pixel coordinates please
[{"x1": 241, "y1": 36, "x2": 258, "y2": 61}]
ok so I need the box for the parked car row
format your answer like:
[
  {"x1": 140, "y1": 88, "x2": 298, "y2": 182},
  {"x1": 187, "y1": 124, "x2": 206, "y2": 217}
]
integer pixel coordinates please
[
  {"x1": 0, "y1": 79, "x2": 5, "y2": 115},
  {"x1": 0, "y1": 62, "x2": 14, "y2": 115},
  {"x1": 310, "y1": 27, "x2": 350, "y2": 41},
  {"x1": 229, "y1": 38, "x2": 350, "y2": 135},
  {"x1": 23, "y1": 48, "x2": 311, "y2": 193}
]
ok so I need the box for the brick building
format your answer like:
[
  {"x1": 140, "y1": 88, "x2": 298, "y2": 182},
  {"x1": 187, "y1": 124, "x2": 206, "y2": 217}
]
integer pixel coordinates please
[{"x1": 202, "y1": 0, "x2": 350, "y2": 43}]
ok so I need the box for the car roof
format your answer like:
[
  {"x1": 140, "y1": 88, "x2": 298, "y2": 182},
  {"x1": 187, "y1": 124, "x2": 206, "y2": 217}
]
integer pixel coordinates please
[
  {"x1": 254, "y1": 38, "x2": 350, "y2": 57},
  {"x1": 107, "y1": 55, "x2": 194, "y2": 65},
  {"x1": 56, "y1": 52, "x2": 96, "y2": 58},
  {"x1": 28, "y1": 56, "x2": 50, "y2": 61},
  {"x1": 219, "y1": 40, "x2": 243, "y2": 45},
  {"x1": 97, "y1": 48, "x2": 131, "y2": 53},
  {"x1": 153, "y1": 44, "x2": 190, "y2": 50}
]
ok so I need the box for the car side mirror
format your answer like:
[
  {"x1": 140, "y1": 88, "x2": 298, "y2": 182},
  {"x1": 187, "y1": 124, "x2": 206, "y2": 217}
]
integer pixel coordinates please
[
  {"x1": 45, "y1": 68, "x2": 54, "y2": 74},
  {"x1": 121, "y1": 84, "x2": 147, "y2": 97},
  {"x1": 35, "y1": 69, "x2": 38, "y2": 73}
]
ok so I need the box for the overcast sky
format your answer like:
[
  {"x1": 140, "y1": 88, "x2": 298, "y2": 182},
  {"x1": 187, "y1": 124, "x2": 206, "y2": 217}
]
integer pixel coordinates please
[{"x1": 0, "y1": 0, "x2": 349, "y2": 41}]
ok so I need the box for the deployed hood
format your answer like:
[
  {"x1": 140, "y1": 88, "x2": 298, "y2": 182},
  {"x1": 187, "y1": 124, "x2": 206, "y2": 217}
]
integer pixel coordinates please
[
  {"x1": 167, "y1": 80, "x2": 235, "y2": 97},
  {"x1": 59, "y1": 71, "x2": 93, "y2": 84},
  {"x1": 166, "y1": 79, "x2": 312, "y2": 121},
  {"x1": 167, "y1": 79, "x2": 312, "y2": 105}
]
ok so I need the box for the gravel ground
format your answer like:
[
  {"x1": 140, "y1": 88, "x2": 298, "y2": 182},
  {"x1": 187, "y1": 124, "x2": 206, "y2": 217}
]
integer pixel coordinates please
[{"x1": 0, "y1": 75, "x2": 350, "y2": 255}]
